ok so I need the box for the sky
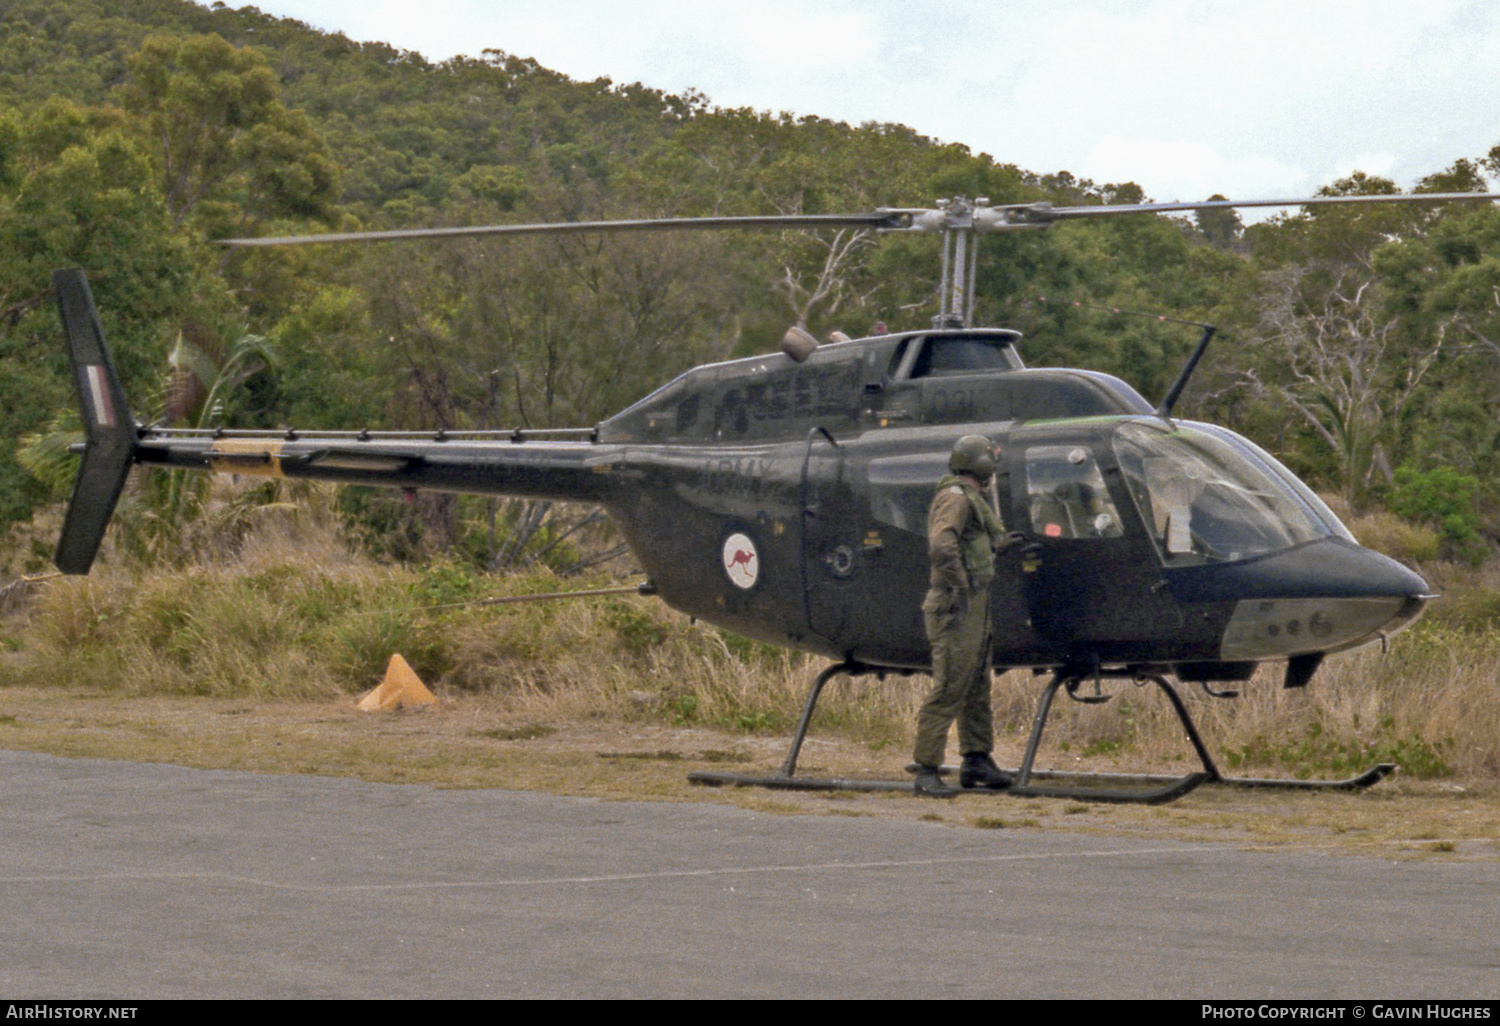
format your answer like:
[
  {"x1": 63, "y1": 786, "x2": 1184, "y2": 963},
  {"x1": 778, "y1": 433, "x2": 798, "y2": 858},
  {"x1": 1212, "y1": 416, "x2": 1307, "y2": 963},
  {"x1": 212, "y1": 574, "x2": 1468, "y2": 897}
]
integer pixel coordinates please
[{"x1": 235, "y1": 0, "x2": 1500, "y2": 211}]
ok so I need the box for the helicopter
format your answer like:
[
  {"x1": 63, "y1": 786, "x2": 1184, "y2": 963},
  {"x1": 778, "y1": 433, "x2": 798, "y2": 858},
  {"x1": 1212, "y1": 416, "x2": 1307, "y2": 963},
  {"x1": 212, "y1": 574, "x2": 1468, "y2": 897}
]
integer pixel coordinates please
[{"x1": 50, "y1": 188, "x2": 1500, "y2": 803}]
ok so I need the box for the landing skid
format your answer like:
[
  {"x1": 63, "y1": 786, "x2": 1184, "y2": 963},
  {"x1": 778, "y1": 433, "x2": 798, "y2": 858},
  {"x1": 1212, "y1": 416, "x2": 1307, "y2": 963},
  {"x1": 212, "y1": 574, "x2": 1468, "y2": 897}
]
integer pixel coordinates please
[
  {"x1": 688, "y1": 768, "x2": 1206, "y2": 805},
  {"x1": 685, "y1": 662, "x2": 1396, "y2": 804},
  {"x1": 1023, "y1": 763, "x2": 1396, "y2": 791}
]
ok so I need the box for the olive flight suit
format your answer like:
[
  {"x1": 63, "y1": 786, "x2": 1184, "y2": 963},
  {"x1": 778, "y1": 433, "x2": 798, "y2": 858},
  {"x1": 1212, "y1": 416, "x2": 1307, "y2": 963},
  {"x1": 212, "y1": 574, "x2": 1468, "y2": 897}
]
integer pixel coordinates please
[{"x1": 913, "y1": 473, "x2": 1014, "y2": 769}]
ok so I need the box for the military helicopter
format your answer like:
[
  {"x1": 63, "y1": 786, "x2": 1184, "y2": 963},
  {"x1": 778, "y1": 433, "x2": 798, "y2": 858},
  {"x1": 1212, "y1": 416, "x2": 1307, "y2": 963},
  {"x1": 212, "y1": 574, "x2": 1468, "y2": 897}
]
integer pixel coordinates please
[{"x1": 51, "y1": 188, "x2": 1500, "y2": 802}]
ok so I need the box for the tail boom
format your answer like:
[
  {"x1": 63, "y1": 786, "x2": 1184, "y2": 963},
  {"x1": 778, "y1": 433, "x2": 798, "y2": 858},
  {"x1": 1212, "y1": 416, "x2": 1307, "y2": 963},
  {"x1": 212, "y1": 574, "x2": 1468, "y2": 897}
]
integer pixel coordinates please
[
  {"x1": 50, "y1": 268, "x2": 624, "y2": 574},
  {"x1": 132, "y1": 431, "x2": 625, "y2": 504}
]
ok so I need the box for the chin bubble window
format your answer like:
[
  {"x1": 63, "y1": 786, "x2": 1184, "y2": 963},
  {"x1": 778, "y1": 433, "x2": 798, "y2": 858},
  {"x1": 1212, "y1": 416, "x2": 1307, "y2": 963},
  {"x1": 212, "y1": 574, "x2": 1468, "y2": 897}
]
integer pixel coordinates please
[{"x1": 1025, "y1": 445, "x2": 1123, "y2": 540}]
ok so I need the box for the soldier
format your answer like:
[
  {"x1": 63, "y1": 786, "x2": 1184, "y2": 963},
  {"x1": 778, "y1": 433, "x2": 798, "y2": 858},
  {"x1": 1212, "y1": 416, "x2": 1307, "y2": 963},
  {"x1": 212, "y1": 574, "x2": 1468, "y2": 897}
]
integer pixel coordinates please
[{"x1": 912, "y1": 435, "x2": 1022, "y2": 798}]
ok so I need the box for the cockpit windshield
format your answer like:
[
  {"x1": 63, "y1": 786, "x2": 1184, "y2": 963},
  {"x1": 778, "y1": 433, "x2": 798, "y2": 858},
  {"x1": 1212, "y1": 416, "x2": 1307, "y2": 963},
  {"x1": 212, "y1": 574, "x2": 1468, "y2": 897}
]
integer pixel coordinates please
[{"x1": 1113, "y1": 421, "x2": 1351, "y2": 565}]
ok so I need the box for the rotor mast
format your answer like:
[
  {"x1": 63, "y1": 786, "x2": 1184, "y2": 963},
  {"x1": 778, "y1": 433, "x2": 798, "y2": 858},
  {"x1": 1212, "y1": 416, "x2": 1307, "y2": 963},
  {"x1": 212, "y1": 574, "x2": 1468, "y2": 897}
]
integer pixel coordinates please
[
  {"x1": 905, "y1": 196, "x2": 1043, "y2": 328},
  {"x1": 927, "y1": 197, "x2": 988, "y2": 329},
  {"x1": 933, "y1": 199, "x2": 972, "y2": 328}
]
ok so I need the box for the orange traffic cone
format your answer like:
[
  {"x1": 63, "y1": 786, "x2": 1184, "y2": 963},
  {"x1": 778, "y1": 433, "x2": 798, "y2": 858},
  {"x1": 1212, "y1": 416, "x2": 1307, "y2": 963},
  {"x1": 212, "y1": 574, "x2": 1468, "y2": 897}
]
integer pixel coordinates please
[{"x1": 356, "y1": 653, "x2": 437, "y2": 711}]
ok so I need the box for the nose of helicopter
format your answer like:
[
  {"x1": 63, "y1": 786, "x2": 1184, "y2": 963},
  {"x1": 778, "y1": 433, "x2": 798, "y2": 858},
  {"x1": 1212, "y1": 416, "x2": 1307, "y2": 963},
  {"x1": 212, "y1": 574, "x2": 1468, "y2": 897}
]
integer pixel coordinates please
[{"x1": 1174, "y1": 539, "x2": 1430, "y2": 661}]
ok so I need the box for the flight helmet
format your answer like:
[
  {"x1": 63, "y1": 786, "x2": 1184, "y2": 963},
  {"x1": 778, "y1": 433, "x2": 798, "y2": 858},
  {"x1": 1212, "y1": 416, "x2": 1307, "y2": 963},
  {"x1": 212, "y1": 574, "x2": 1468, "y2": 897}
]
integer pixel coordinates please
[{"x1": 949, "y1": 435, "x2": 997, "y2": 481}]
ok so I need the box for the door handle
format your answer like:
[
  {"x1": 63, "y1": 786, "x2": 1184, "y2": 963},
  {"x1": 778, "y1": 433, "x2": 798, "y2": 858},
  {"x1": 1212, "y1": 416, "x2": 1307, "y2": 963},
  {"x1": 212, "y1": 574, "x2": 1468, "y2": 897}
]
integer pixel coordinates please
[{"x1": 1020, "y1": 543, "x2": 1043, "y2": 574}]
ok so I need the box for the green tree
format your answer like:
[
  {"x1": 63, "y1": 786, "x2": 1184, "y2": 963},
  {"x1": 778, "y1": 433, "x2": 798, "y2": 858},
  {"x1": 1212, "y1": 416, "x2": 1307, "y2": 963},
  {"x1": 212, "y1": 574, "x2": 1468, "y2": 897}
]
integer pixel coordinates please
[
  {"x1": 1389, "y1": 465, "x2": 1486, "y2": 564},
  {"x1": 0, "y1": 96, "x2": 201, "y2": 529},
  {"x1": 1239, "y1": 177, "x2": 1455, "y2": 502},
  {"x1": 118, "y1": 32, "x2": 338, "y2": 236},
  {"x1": 1195, "y1": 194, "x2": 1246, "y2": 253}
]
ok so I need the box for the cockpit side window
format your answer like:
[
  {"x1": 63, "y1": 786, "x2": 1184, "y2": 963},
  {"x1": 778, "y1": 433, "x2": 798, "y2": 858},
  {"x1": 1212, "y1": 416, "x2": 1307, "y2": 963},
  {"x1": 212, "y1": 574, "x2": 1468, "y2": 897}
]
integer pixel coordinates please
[
  {"x1": 885, "y1": 338, "x2": 910, "y2": 378},
  {"x1": 868, "y1": 452, "x2": 949, "y2": 535},
  {"x1": 1025, "y1": 446, "x2": 1124, "y2": 540}
]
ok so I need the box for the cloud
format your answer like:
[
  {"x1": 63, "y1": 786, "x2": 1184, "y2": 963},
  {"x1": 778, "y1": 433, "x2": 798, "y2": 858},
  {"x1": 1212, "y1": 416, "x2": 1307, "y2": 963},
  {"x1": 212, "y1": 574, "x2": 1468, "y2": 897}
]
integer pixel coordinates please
[
  {"x1": 1082, "y1": 136, "x2": 1309, "y2": 202},
  {"x1": 1331, "y1": 153, "x2": 1399, "y2": 183},
  {"x1": 237, "y1": 0, "x2": 1500, "y2": 194}
]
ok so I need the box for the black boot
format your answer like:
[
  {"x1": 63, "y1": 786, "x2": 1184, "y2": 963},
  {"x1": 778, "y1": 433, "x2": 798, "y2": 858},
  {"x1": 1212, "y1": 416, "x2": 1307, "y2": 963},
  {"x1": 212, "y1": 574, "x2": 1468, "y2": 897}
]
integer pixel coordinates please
[
  {"x1": 913, "y1": 765, "x2": 958, "y2": 798},
  {"x1": 960, "y1": 753, "x2": 1012, "y2": 790}
]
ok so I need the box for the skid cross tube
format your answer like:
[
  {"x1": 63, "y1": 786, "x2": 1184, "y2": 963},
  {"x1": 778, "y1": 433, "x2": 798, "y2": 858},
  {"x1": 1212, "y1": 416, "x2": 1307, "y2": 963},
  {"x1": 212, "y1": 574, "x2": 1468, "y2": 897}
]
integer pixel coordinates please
[
  {"x1": 1008, "y1": 668, "x2": 1395, "y2": 794},
  {"x1": 1015, "y1": 670, "x2": 1218, "y2": 786},
  {"x1": 689, "y1": 660, "x2": 893, "y2": 791},
  {"x1": 1005, "y1": 669, "x2": 1209, "y2": 803},
  {"x1": 780, "y1": 660, "x2": 864, "y2": 777},
  {"x1": 996, "y1": 669, "x2": 1206, "y2": 804}
]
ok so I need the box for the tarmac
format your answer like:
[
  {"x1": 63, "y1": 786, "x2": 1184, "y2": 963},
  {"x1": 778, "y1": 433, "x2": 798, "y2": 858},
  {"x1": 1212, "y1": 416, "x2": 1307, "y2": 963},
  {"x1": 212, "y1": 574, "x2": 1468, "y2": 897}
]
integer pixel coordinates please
[{"x1": 1, "y1": 749, "x2": 1496, "y2": 998}]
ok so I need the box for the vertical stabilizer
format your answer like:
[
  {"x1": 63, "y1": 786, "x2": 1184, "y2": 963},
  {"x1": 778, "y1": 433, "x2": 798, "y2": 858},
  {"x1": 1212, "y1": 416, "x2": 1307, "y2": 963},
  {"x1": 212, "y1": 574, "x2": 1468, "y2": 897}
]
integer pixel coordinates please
[{"x1": 52, "y1": 268, "x2": 138, "y2": 574}]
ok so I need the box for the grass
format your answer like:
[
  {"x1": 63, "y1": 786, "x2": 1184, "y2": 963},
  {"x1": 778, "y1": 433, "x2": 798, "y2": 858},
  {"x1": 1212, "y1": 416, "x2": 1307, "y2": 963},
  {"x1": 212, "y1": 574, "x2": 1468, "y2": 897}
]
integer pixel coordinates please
[
  {"x1": 476, "y1": 723, "x2": 556, "y2": 741},
  {"x1": 3, "y1": 484, "x2": 1500, "y2": 829},
  {"x1": 974, "y1": 614, "x2": 1500, "y2": 783},
  {"x1": 6, "y1": 551, "x2": 1499, "y2": 783}
]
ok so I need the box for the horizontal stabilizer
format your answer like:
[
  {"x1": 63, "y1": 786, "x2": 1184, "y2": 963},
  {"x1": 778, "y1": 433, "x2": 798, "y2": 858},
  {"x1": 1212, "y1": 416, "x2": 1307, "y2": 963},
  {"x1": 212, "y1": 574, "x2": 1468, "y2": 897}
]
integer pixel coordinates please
[{"x1": 53, "y1": 268, "x2": 138, "y2": 575}]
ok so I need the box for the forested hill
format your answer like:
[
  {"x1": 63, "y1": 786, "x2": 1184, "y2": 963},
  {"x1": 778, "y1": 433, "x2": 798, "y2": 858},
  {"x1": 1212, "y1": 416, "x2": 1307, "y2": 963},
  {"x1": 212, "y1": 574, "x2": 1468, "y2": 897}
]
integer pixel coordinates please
[{"x1": 2, "y1": 0, "x2": 1498, "y2": 566}]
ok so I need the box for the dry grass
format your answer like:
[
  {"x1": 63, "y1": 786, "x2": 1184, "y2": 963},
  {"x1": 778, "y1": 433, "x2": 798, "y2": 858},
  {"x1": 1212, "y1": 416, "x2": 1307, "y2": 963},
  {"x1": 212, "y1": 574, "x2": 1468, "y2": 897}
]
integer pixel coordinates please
[
  {"x1": 982, "y1": 630, "x2": 1499, "y2": 781},
  {"x1": 1345, "y1": 508, "x2": 1442, "y2": 564},
  {"x1": 1, "y1": 487, "x2": 1498, "y2": 791},
  {"x1": 0, "y1": 495, "x2": 915, "y2": 751}
]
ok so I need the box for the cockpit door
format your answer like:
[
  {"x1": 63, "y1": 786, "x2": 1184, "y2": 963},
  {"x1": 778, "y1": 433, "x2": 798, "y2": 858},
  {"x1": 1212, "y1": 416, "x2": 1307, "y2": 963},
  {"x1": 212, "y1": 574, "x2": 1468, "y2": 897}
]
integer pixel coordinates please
[
  {"x1": 858, "y1": 435, "x2": 1036, "y2": 668},
  {"x1": 1013, "y1": 439, "x2": 1179, "y2": 663}
]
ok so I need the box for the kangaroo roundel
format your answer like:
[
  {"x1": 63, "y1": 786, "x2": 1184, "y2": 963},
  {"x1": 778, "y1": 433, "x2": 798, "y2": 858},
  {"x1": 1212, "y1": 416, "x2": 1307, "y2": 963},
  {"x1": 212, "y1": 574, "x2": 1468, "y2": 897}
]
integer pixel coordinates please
[{"x1": 721, "y1": 532, "x2": 759, "y2": 590}]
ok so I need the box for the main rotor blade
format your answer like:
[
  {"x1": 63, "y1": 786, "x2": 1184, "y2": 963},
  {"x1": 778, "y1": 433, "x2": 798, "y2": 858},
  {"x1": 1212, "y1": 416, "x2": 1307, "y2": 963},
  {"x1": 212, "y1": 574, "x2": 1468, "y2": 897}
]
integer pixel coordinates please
[
  {"x1": 221, "y1": 211, "x2": 908, "y2": 247},
  {"x1": 1038, "y1": 190, "x2": 1500, "y2": 222},
  {"x1": 222, "y1": 191, "x2": 1500, "y2": 247}
]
